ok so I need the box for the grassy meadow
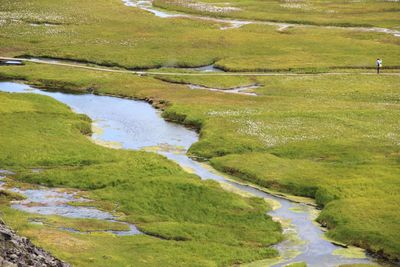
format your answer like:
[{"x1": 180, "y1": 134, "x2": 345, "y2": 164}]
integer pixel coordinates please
[
  {"x1": 0, "y1": 0, "x2": 399, "y2": 265},
  {"x1": 285, "y1": 263, "x2": 307, "y2": 267},
  {"x1": 0, "y1": 0, "x2": 400, "y2": 72},
  {"x1": 154, "y1": 0, "x2": 400, "y2": 28}
]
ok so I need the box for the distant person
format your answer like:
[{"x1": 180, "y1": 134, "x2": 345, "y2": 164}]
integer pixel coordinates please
[{"x1": 376, "y1": 58, "x2": 382, "y2": 74}]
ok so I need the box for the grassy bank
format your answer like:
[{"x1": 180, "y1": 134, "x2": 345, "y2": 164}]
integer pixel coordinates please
[
  {"x1": 1, "y1": 0, "x2": 400, "y2": 72},
  {"x1": 0, "y1": 86, "x2": 282, "y2": 266},
  {"x1": 0, "y1": 62, "x2": 399, "y2": 261}
]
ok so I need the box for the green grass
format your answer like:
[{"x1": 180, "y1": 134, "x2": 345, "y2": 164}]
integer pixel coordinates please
[
  {"x1": 253, "y1": 75, "x2": 400, "y2": 103},
  {"x1": 284, "y1": 262, "x2": 307, "y2": 267},
  {"x1": 339, "y1": 264, "x2": 380, "y2": 267},
  {"x1": 1, "y1": 0, "x2": 399, "y2": 263},
  {"x1": 0, "y1": 89, "x2": 282, "y2": 266},
  {"x1": 154, "y1": 0, "x2": 400, "y2": 28},
  {"x1": 0, "y1": 0, "x2": 400, "y2": 72},
  {"x1": 44, "y1": 216, "x2": 131, "y2": 232},
  {"x1": 0, "y1": 62, "x2": 399, "y2": 261},
  {"x1": 1, "y1": 208, "x2": 277, "y2": 267}
]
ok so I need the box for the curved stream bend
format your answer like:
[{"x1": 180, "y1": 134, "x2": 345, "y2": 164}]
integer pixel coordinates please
[{"x1": 0, "y1": 82, "x2": 379, "y2": 267}]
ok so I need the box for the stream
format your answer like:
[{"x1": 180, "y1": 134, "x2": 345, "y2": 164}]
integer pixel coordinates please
[
  {"x1": 0, "y1": 82, "x2": 381, "y2": 267},
  {"x1": 26, "y1": 57, "x2": 224, "y2": 73},
  {"x1": 188, "y1": 83, "x2": 259, "y2": 96},
  {"x1": 122, "y1": 0, "x2": 400, "y2": 37}
]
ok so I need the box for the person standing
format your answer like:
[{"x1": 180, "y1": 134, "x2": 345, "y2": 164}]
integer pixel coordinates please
[{"x1": 376, "y1": 58, "x2": 382, "y2": 74}]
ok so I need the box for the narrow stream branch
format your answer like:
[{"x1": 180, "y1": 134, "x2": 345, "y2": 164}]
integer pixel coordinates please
[
  {"x1": 2, "y1": 57, "x2": 400, "y2": 78},
  {"x1": 0, "y1": 172, "x2": 141, "y2": 237}
]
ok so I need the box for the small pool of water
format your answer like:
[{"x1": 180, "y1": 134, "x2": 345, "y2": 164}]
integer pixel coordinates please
[
  {"x1": 188, "y1": 83, "x2": 258, "y2": 96},
  {"x1": 0, "y1": 175, "x2": 141, "y2": 236},
  {"x1": 184, "y1": 64, "x2": 223, "y2": 72},
  {"x1": 0, "y1": 60, "x2": 24, "y2": 65}
]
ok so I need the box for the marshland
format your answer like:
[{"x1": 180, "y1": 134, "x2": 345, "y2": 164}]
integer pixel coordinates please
[{"x1": 0, "y1": 0, "x2": 399, "y2": 266}]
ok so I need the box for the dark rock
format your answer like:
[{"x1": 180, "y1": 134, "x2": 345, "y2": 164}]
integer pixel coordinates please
[
  {"x1": 0, "y1": 221, "x2": 70, "y2": 267},
  {"x1": 0, "y1": 231, "x2": 12, "y2": 241},
  {"x1": 8, "y1": 254, "x2": 17, "y2": 261}
]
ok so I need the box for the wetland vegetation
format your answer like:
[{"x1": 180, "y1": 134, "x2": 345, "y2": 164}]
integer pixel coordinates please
[
  {"x1": 153, "y1": 0, "x2": 400, "y2": 28},
  {"x1": 0, "y1": 0, "x2": 399, "y2": 266},
  {"x1": 0, "y1": 87, "x2": 282, "y2": 266}
]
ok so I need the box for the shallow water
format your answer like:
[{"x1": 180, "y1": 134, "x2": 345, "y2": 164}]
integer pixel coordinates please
[
  {"x1": 0, "y1": 175, "x2": 141, "y2": 236},
  {"x1": 27, "y1": 57, "x2": 224, "y2": 73},
  {"x1": 0, "y1": 82, "x2": 379, "y2": 266},
  {"x1": 122, "y1": 0, "x2": 181, "y2": 18},
  {"x1": 0, "y1": 170, "x2": 15, "y2": 175},
  {"x1": 3, "y1": 60, "x2": 23, "y2": 65},
  {"x1": 11, "y1": 188, "x2": 113, "y2": 220},
  {"x1": 188, "y1": 84, "x2": 258, "y2": 96},
  {"x1": 184, "y1": 64, "x2": 224, "y2": 72},
  {"x1": 122, "y1": 0, "x2": 253, "y2": 30}
]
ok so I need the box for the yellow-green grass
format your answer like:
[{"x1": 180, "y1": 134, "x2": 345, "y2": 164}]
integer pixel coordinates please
[
  {"x1": 0, "y1": 89, "x2": 282, "y2": 266},
  {"x1": 1, "y1": 207, "x2": 276, "y2": 267},
  {"x1": 154, "y1": 0, "x2": 400, "y2": 28},
  {"x1": 284, "y1": 262, "x2": 307, "y2": 267},
  {"x1": 44, "y1": 216, "x2": 130, "y2": 232},
  {"x1": 1, "y1": 62, "x2": 399, "y2": 261},
  {"x1": 339, "y1": 264, "x2": 380, "y2": 267},
  {"x1": 1, "y1": 0, "x2": 400, "y2": 72},
  {"x1": 253, "y1": 74, "x2": 400, "y2": 103}
]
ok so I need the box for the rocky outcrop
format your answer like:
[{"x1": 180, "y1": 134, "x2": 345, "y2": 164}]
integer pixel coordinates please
[{"x1": 0, "y1": 220, "x2": 70, "y2": 267}]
